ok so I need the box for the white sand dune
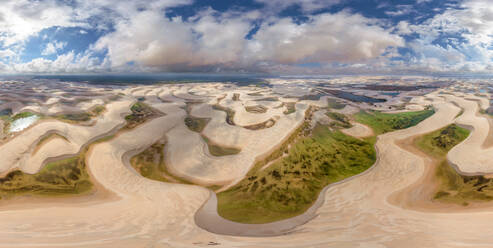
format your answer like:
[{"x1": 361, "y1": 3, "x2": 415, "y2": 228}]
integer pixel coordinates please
[
  {"x1": 0, "y1": 99, "x2": 134, "y2": 174},
  {"x1": 1, "y1": 83, "x2": 493, "y2": 247}
]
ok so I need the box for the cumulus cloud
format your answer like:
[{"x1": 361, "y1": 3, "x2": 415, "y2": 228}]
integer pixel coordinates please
[
  {"x1": 0, "y1": 0, "x2": 83, "y2": 46},
  {"x1": 3, "y1": 0, "x2": 490, "y2": 75},
  {"x1": 250, "y1": 12, "x2": 403, "y2": 64},
  {"x1": 41, "y1": 41, "x2": 67, "y2": 56},
  {"x1": 12, "y1": 51, "x2": 105, "y2": 74},
  {"x1": 92, "y1": 8, "x2": 402, "y2": 72},
  {"x1": 400, "y1": 0, "x2": 493, "y2": 73}
]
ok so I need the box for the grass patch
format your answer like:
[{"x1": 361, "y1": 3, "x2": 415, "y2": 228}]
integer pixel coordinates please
[
  {"x1": 130, "y1": 140, "x2": 191, "y2": 184},
  {"x1": 201, "y1": 135, "x2": 241, "y2": 156},
  {"x1": 283, "y1": 102, "x2": 296, "y2": 115},
  {"x1": 33, "y1": 133, "x2": 69, "y2": 155},
  {"x1": 326, "y1": 112, "x2": 352, "y2": 129},
  {"x1": 354, "y1": 108, "x2": 435, "y2": 135},
  {"x1": 327, "y1": 98, "x2": 346, "y2": 110},
  {"x1": 415, "y1": 124, "x2": 470, "y2": 158},
  {"x1": 247, "y1": 92, "x2": 263, "y2": 96},
  {"x1": 130, "y1": 140, "x2": 223, "y2": 189},
  {"x1": 245, "y1": 105, "x2": 267, "y2": 114},
  {"x1": 185, "y1": 116, "x2": 210, "y2": 133},
  {"x1": 12, "y1": 112, "x2": 35, "y2": 121},
  {"x1": 413, "y1": 124, "x2": 493, "y2": 205},
  {"x1": 0, "y1": 152, "x2": 92, "y2": 200},
  {"x1": 255, "y1": 97, "x2": 278, "y2": 102},
  {"x1": 55, "y1": 105, "x2": 106, "y2": 123},
  {"x1": 217, "y1": 124, "x2": 376, "y2": 223},
  {"x1": 125, "y1": 102, "x2": 162, "y2": 129},
  {"x1": 243, "y1": 118, "x2": 276, "y2": 130}
]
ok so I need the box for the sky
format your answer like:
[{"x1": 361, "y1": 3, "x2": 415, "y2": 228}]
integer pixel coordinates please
[{"x1": 0, "y1": 0, "x2": 492, "y2": 76}]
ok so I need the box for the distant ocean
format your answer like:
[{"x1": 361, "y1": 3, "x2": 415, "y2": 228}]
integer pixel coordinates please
[{"x1": 30, "y1": 74, "x2": 271, "y2": 86}]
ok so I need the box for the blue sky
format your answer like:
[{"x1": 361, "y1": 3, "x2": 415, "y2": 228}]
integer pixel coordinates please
[{"x1": 0, "y1": 0, "x2": 491, "y2": 75}]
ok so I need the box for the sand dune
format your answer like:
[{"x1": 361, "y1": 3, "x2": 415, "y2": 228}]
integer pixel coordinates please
[{"x1": 1, "y1": 82, "x2": 493, "y2": 248}]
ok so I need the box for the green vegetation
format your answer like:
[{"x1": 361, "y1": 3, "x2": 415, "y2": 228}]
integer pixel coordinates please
[
  {"x1": 326, "y1": 112, "x2": 352, "y2": 129},
  {"x1": 415, "y1": 124, "x2": 470, "y2": 158},
  {"x1": 185, "y1": 116, "x2": 210, "y2": 133},
  {"x1": 55, "y1": 105, "x2": 106, "y2": 123},
  {"x1": 33, "y1": 133, "x2": 69, "y2": 155},
  {"x1": 1, "y1": 111, "x2": 39, "y2": 134},
  {"x1": 12, "y1": 112, "x2": 35, "y2": 121},
  {"x1": 283, "y1": 102, "x2": 296, "y2": 115},
  {"x1": 256, "y1": 97, "x2": 278, "y2": 102},
  {"x1": 0, "y1": 152, "x2": 92, "y2": 199},
  {"x1": 455, "y1": 109, "x2": 464, "y2": 118},
  {"x1": 327, "y1": 98, "x2": 346, "y2": 110},
  {"x1": 243, "y1": 118, "x2": 276, "y2": 130},
  {"x1": 130, "y1": 141, "x2": 191, "y2": 184},
  {"x1": 125, "y1": 102, "x2": 162, "y2": 129},
  {"x1": 58, "y1": 113, "x2": 91, "y2": 122},
  {"x1": 247, "y1": 92, "x2": 263, "y2": 96},
  {"x1": 130, "y1": 140, "x2": 223, "y2": 190},
  {"x1": 245, "y1": 105, "x2": 267, "y2": 114},
  {"x1": 212, "y1": 104, "x2": 235, "y2": 125},
  {"x1": 413, "y1": 124, "x2": 493, "y2": 206},
  {"x1": 201, "y1": 135, "x2": 241, "y2": 156},
  {"x1": 217, "y1": 125, "x2": 376, "y2": 223},
  {"x1": 354, "y1": 108, "x2": 435, "y2": 135}
]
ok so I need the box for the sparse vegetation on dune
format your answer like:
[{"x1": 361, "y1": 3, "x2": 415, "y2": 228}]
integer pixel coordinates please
[
  {"x1": 326, "y1": 112, "x2": 352, "y2": 129},
  {"x1": 216, "y1": 105, "x2": 437, "y2": 224},
  {"x1": 201, "y1": 135, "x2": 241, "y2": 156},
  {"x1": 243, "y1": 118, "x2": 276, "y2": 130},
  {"x1": 414, "y1": 124, "x2": 493, "y2": 205},
  {"x1": 354, "y1": 108, "x2": 435, "y2": 135},
  {"x1": 327, "y1": 98, "x2": 346, "y2": 110},
  {"x1": 0, "y1": 150, "x2": 92, "y2": 199},
  {"x1": 0, "y1": 134, "x2": 122, "y2": 200},
  {"x1": 125, "y1": 102, "x2": 163, "y2": 129},
  {"x1": 185, "y1": 116, "x2": 210, "y2": 133},
  {"x1": 130, "y1": 140, "x2": 191, "y2": 184},
  {"x1": 33, "y1": 133, "x2": 69, "y2": 155},
  {"x1": 130, "y1": 140, "x2": 222, "y2": 189},
  {"x1": 283, "y1": 102, "x2": 296, "y2": 115},
  {"x1": 245, "y1": 105, "x2": 267, "y2": 114},
  {"x1": 12, "y1": 112, "x2": 35, "y2": 121},
  {"x1": 217, "y1": 124, "x2": 376, "y2": 223}
]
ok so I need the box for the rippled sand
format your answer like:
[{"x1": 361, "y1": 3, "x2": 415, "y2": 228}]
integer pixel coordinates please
[{"x1": 0, "y1": 80, "x2": 492, "y2": 247}]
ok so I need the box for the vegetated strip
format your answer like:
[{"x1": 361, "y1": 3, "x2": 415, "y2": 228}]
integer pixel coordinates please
[
  {"x1": 124, "y1": 102, "x2": 164, "y2": 129},
  {"x1": 216, "y1": 107, "x2": 436, "y2": 224},
  {"x1": 0, "y1": 133, "x2": 117, "y2": 200},
  {"x1": 130, "y1": 139, "x2": 222, "y2": 190},
  {"x1": 414, "y1": 124, "x2": 493, "y2": 206},
  {"x1": 354, "y1": 108, "x2": 435, "y2": 135}
]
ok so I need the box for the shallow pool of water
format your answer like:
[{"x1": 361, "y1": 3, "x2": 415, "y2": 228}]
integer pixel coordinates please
[
  {"x1": 9, "y1": 115, "x2": 39, "y2": 133},
  {"x1": 381, "y1": 92, "x2": 400, "y2": 97}
]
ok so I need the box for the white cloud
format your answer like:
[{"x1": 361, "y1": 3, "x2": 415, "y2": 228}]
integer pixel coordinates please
[
  {"x1": 250, "y1": 11, "x2": 403, "y2": 64},
  {"x1": 92, "y1": 8, "x2": 402, "y2": 72},
  {"x1": 0, "y1": 0, "x2": 83, "y2": 46},
  {"x1": 41, "y1": 41, "x2": 67, "y2": 56},
  {"x1": 400, "y1": 0, "x2": 493, "y2": 73},
  {"x1": 11, "y1": 51, "x2": 104, "y2": 73},
  {"x1": 3, "y1": 0, "x2": 490, "y2": 75}
]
